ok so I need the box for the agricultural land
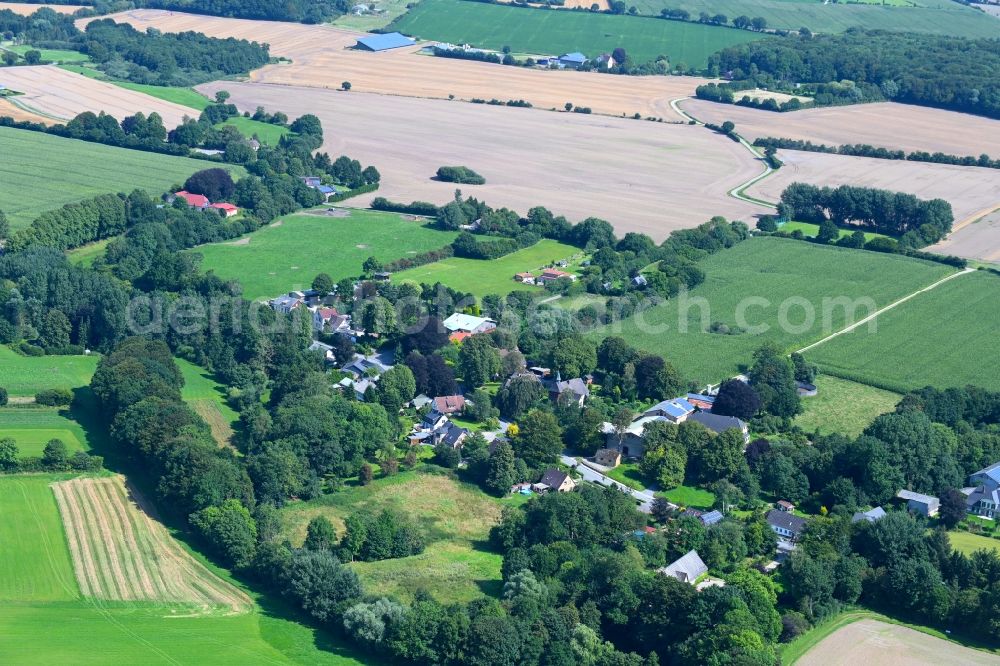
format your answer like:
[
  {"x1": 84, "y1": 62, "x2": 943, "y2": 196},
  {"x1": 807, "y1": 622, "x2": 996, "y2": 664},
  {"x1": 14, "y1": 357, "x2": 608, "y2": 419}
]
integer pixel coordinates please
[
  {"x1": 195, "y1": 81, "x2": 771, "y2": 239},
  {"x1": 931, "y1": 209, "x2": 1000, "y2": 263},
  {"x1": 176, "y1": 358, "x2": 240, "y2": 448},
  {"x1": 0, "y1": 126, "x2": 243, "y2": 229},
  {"x1": 587, "y1": 236, "x2": 955, "y2": 383},
  {"x1": 0, "y1": 345, "x2": 98, "y2": 396},
  {"x1": 0, "y1": 407, "x2": 89, "y2": 457},
  {"x1": 804, "y1": 270, "x2": 1000, "y2": 392},
  {"x1": 389, "y1": 0, "x2": 765, "y2": 66},
  {"x1": 392, "y1": 238, "x2": 584, "y2": 298},
  {"x1": 792, "y1": 375, "x2": 900, "y2": 437},
  {"x1": 194, "y1": 209, "x2": 459, "y2": 300},
  {"x1": 0, "y1": 2, "x2": 85, "y2": 14}
]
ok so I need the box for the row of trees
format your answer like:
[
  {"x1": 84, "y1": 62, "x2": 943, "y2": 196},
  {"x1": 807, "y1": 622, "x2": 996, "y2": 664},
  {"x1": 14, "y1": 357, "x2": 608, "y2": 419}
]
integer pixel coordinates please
[{"x1": 754, "y1": 136, "x2": 1000, "y2": 171}]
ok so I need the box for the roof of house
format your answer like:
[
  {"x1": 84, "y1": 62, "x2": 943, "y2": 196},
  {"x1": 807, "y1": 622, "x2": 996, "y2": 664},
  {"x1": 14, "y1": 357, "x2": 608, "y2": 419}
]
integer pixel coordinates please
[
  {"x1": 308, "y1": 340, "x2": 333, "y2": 353},
  {"x1": 559, "y1": 52, "x2": 587, "y2": 63},
  {"x1": 897, "y1": 489, "x2": 940, "y2": 506},
  {"x1": 442, "y1": 312, "x2": 493, "y2": 332},
  {"x1": 555, "y1": 377, "x2": 590, "y2": 398},
  {"x1": 356, "y1": 32, "x2": 416, "y2": 51},
  {"x1": 209, "y1": 202, "x2": 238, "y2": 212},
  {"x1": 686, "y1": 393, "x2": 716, "y2": 410},
  {"x1": 434, "y1": 395, "x2": 466, "y2": 413},
  {"x1": 700, "y1": 510, "x2": 724, "y2": 526},
  {"x1": 540, "y1": 268, "x2": 571, "y2": 279},
  {"x1": 632, "y1": 275, "x2": 648, "y2": 286},
  {"x1": 411, "y1": 394, "x2": 433, "y2": 409},
  {"x1": 777, "y1": 500, "x2": 795, "y2": 509},
  {"x1": 851, "y1": 507, "x2": 887, "y2": 523},
  {"x1": 766, "y1": 509, "x2": 807, "y2": 534},
  {"x1": 442, "y1": 423, "x2": 469, "y2": 447},
  {"x1": 972, "y1": 462, "x2": 1000, "y2": 486},
  {"x1": 175, "y1": 190, "x2": 209, "y2": 207},
  {"x1": 645, "y1": 398, "x2": 695, "y2": 419},
  {"x1": 658, "y1": 550, "x2": 708, "y2": 584},
  {"x1": 539, "y1": 468, "x2": 571, "y2": 489},
  {"x1": 316, "y1": 185, "x2": 336, "y2": 194},
  {"x1": 316, "y1": 307, "x2": 339, "y2": 318},
  {"x1": 689, "y1": 411, "x2": 746, "y2": 434},
  {"x1": 965, "y1": 486, "x2": 1000, "y2": 508},
  {"x1": 270, "y1": 293, "x2": 302, "y2": 308}
]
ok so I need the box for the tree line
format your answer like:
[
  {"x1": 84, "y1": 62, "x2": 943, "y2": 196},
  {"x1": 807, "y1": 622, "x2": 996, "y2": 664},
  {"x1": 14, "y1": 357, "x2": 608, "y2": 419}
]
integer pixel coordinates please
[{"x1": 754, "y1": 136, "x2": 1000, "y2": 170}]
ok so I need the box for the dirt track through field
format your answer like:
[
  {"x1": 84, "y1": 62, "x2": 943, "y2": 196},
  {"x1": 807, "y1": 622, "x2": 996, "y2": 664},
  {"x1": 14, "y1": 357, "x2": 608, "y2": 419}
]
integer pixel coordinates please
[
  {"x1": 679, "y1": 98, "x2": 1000, "y2": 156},
  {"x1": 82, "y1": 9, "x2": 710, "y2": 118},
  {"x1": 0, "y1": 65, "x2": 194, "y2": 126},
  {"x1": 199, "y1": 80, "x2": 771, "y2": 239},
  {"x1": 0, "y1": 2, "x2": 84, "y2": 14},
  {"x1": 52, "y1": 476, "x2": 251, "y2": 615}
]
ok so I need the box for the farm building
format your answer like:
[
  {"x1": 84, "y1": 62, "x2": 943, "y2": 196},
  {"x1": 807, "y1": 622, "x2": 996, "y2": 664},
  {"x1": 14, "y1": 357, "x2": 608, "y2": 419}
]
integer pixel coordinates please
[
  {"x1": 594, "y1": 448, "x2": 621, "y2": 468},
  {"x1": 172, "y1": 190, "x2": 209, "y2": 208},
  {"x1": 558, "y1": 52, "x2": 587, "y2": 68},
  {"x1": 443, "y1": 312, "x2": 496, "y2": 335},
  {"x1": 897, "y1": 489, "x2": 940, "y2": 517},
  {"x1": 658, "y1": 550, "x2": 707, "y2": 585},
  {"x1": 209, "y1": 203, "x2": 239, "y2": 217},
  {"x1": 356, "y1": 32, "x2": 416, "y2": 52}
]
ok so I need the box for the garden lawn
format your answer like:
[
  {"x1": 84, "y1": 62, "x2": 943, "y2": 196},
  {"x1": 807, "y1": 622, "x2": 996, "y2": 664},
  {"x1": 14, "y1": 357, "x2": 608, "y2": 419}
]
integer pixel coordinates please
[
  {"x1": 586, "y1": 237, "x2": 954, "y2": 384},
  {"x1": 279, "y1": 468, "x2": 518, "y2": 603},
  {"x1": 806, "y1": 271, "x2": 1000, "y2": 392},
  {"x1": 0, "y1": 408, "x2": 87, "y2": 457},
  {"x1": 661, "y1": 484, "x2": 715, "y2": 509},
  {"x1": 194, "y1": 209, "x2": 457, "y2": 300},
  {"x1": 605, "y1": 462, "x2": 648, "y2": 491},
  {"x1": 0, "y1": 126, "x2": 245, "y2": 229},
  {"x1": 389, "y1": 0, "x2": 764, "y2": 66},
  {"x1": 392, "y1": 238, "x2": 583, "y2": 299},
  {"x1": 949, "y1": 530, "x2": 1000, "y2": 556},
  {"x1": 778, "y1": 221, "x2": 887, "y2": 242},
  {"x1": 177, "y1": 358, "x2": 239, "y2": 448},
  {"x1": 793, "y1": 374, "x2": 899, "y2": 437},
  {"x1": 0, "y1": 346, "x2": 98, "y2": 397},
  {"x1": 222, "y1": 116, "x2": 291, "y2": 145}
]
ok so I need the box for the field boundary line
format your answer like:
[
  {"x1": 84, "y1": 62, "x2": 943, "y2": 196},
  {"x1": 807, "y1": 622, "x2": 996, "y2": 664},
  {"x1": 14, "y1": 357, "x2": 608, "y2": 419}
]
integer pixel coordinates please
[
  {"x1": 950, "y1": 203, "x2": 1000, "y2": 234},
  {"x1": 795, "y1": 267, "x2": 975, "y2": 355}
]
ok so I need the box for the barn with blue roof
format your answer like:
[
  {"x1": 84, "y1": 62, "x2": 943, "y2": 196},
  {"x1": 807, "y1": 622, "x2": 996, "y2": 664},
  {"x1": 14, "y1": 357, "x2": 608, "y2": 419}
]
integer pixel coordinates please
[{"x1": 356, "y1": 32, "x2": 416, "y2": 52}]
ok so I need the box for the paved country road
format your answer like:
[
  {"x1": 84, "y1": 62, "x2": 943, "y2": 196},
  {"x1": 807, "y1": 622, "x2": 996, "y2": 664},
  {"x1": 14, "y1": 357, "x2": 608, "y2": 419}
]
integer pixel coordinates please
[{"x1": 560, "y1": 454, "x2": 669, "y2": 513}]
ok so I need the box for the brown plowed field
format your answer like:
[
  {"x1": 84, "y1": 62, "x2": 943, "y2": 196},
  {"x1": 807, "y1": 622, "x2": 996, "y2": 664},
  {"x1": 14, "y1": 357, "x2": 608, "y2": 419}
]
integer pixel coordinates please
[
  {"x1": 0, "y1": 2, "x2": 84, "y2": 14},
  {"x1": 52, "y1": 476, "x2": 251, "y2": 615},
  {"x1": 80, "y1": 9, "x2": 710, "y2": 118},
  {"x1": 0, "y1": 65, "x2": 195, "y2": 126},
  {"x1": 679, "y1": 98, "x2": 1000, "y2": 156},
  {"x1": 198, "y1": 80, "x2": 771, "y2": 240}
]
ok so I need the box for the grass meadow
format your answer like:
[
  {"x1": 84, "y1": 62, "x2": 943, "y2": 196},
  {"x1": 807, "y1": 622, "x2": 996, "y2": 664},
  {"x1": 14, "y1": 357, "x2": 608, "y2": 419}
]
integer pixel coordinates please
[
  {"x1": 0, "y1": 407, "x2": 88, "y2": 457},
  {"x1": 390, "y1": 0, "x2": 764, "y2": 66},
  {"x1": 177, "y1": 358, "x2": 240, "y2": 447},
  {"x1": 0, "y1": 346, "x2": 98, "y2": 397},
  {"x1": 0, "y1": 126, "x2": 244, "y2": 229},
  {"x1": 392, "y1": 238, "x2": 583, "y2": 298},
  {"x1": 7, "y1": 45, "x2": 90, "y2": 63},
  {"x1": 627, "y1": 0, "x2": 1000, "y2": 37},
  {"x1": 194, "y1": 209, "x2": 458, "y2": 300},
  {"x1": 587, "y1": 237, "x2": 954, "y2": 384},
  {"x1": 806, "y1": 270, "x2": 1000, "y2": 391},
  {"x1": 793, "y1": 374, "x2": 900, "y2": 437},
  {"x1": 779, "y1": 221, "x2": 887, "y2": 242},
  {"x1": 948, "y1": 530, "x2": 1000, "y2": 556}
]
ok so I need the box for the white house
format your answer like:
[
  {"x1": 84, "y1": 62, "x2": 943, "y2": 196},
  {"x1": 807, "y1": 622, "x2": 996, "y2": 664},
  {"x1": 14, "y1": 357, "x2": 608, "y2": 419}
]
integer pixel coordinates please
[{"x1": 442, "y1": 313, "x2": 496, "y2": 335}]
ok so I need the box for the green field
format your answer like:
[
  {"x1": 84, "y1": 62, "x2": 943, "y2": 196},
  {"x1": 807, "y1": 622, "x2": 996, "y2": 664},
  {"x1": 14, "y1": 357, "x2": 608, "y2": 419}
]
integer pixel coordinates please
[
  {"x1": 6, "y1": 45, "x2": 90, "y2": 63},
  {"x1": 661, "y1": 484, "x2": 716, "y2": 509},
  {"x1": 628, "y1": 0, "x2": 1000, "y2": 37},
  {"x1": 222, "y1": 115, "x2": 291, "y2": 145},
  {"x1": 587, "y1": 237, "x2": 954, "y2": 384},
  {"x1": 393, "y1": 238, "x2": 583, "y2": 298},
  {"x1": 194, "y1": 209, "x2": 458, "y2": 300},
  {"x1": 778, "y1": 221, "x2": 887, "y2": 242},
  {"x1": 333, "y1": 0, "x2": 413, "y2": 30},
  {"x1": 0, "y1": 126, "x2": 245, "y2": 229},
  {"x1": 390, "y1": 0, "x2": 765, "y2": 66},
  {"x1": 177, "y1": 358, "x2": 240, "y2": 447},
  {"x1": 807, "y1": 270, "x2": 1000, "y2": 392},
  {"x1": 66, "y1": 237, "x2": 113, "y2": 267},
  {"x1": 280, "y1": 469, "x2": 517, "y2": 604},
  {"x1": 793, "y1": 374, "x2": 899, "y2": 437},
  {"x1": 0, "y1": 346, "x2": 98, "y2": 397},
  {"x1": 949, "y1": 530, "x2": 1000, "y2": 556},
  {"x1": 0, "y1": 410, "x2": 85, "y2": 457}
]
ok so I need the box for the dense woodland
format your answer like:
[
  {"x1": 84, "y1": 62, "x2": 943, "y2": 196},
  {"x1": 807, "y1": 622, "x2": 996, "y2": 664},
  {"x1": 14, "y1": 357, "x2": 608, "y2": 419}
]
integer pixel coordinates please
[{"x1": 143, "y1": 0, "x2": 352, "y2": 23}]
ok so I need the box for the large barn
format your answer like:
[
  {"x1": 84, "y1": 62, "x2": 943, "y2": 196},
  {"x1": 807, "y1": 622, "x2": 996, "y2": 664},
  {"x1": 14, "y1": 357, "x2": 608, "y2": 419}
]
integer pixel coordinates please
[{"x1": 355, "y1": 32, "x2": 416, "y2": 52}]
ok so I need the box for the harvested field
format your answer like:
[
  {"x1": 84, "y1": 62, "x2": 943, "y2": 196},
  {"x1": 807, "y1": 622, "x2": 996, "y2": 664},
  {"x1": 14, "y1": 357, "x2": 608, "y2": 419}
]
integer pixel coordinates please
[
  {"x1": 52, "y1": 476, "x2": 252, "y2": 615},
  {"x1": 196, "y1": 81, "x2": 770, "y2": 240},
  {"x1": 84, "y1": 9, "x2": 712, "y2": 118},
  {"x1": 0, "y1": 2, "x2": 85, "y2": 14},
  {"x1": 0, "y1": 65, "x2": 194, "y2": 126},
  {"x1": 0, "y1": 97, "x2": 56, "y2": 124},
  {"x1": 931, "y1": 209, "x2": 1000, "y2": 263},
  {"x1": 796, "y1": 619, "x2": 1000, "y2": 665},
  {"x1": 748, "y1": 150, "x2": 1000, "y2": 258},
  {"x1": 679, "y1": 98, "x2": 1000, "y2": 156}
]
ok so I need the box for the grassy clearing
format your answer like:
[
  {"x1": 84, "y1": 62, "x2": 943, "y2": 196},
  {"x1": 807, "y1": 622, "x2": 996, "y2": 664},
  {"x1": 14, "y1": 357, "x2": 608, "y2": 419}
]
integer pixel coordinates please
[
  {"x1": 627, "y1": 0, "x2": 1000, "y2": 37},
  {"x1": 587, "y1": 237, "x2": 954, "y2": 384},
  {"x1": 66, "y1": 237, "x2": 113, "y2": 266},
  {"x1": 778, "y1": 221, "x2": 887, "y2": 242},
  {"x1": 807, "y1": 271, "x2": 1000, "y2": 391},
  {"x1": 222, "y1": 115, "x2": 291, "y2": 145},
  {"x1": 0, "y1": 126, "x2": 244, "y2": 229},
  {"x1": 949, "y1": 530, "x2": 1000, "y2": 556},
  {"x1": 393, "y1": 238, "x2": 583, "y2": 298},
  {"x1": 194, "y1": 209, "x2": 457, "y2": 300},
  {"x1": 661, "y1": 484, "x2": 715, "y2": 509},
  {"x1": 390, "y1": 0, "x2": 764, "y2": 66},
  {"x1": 176, "y1": 358, "x2": 239, "y2": 448},
  {"x1": 280, "y1": 468, "x2": 517, "y2": 603},
  {"x1": 0, "y1": 346, "x2": 98, "y2": 397},
  {"x1": 6, "y1": 45, "x2": 90, "y2": 63},
  {"x1": 793, "y1": 374, "x2": 899, "y2": 437}
]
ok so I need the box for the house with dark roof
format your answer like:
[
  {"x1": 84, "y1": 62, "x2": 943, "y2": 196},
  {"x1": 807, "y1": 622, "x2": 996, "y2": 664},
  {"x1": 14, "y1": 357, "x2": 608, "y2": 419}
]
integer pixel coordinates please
[
  {"x1": 437, "y1": 423, "x2": 469, "y2": 449},
  {"x1": 538, "y1": 469, "x2": 576, "y2": 493},
  {"x1": 897, "y1": 489, "x2": 940, "y2": 517},
  {"x1": 558, "y1": 52, "x2": 587, "y2": 68},
  {"x1": 658, "y1": 550, "x2": 708, "y2": 585},
  {"x1": 269, "y1": 292, "x2": 304, "y2": 314},
  {"x1": 644, "y1": 398, "x2": 695, "y2": 423},
  {"x1": 549, "y1": 376, "x2": 590, "y2": 407},
  {"x1": 355, "y1": 32, "x2": 416, "y2": 52},
  {"x1": 766, "y1": 509, "x2": 807, "y2": 541},
  {"x1": 689, "y1": 411, "x2": 749, "y2": 443},
  {"x1": 964, "y1": 463, "x2": 1000, "y2": 518}
]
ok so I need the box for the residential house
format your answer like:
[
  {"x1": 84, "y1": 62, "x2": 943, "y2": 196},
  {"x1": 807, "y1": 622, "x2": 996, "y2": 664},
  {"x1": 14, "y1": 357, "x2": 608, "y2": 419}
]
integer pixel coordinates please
[
  {"x1": 410, "y1": 394, "x2": 433, "y2": 411},
  {"x1": 172, "y1": 190, "x2": 210, "y2": 209},
  {"x1": 595, "y1": 52, "x2": 617, "y2": 69},
  {"x1": 766, "y1": 509, "x2": 806, "y2": 541},
  {"x1": 421, "y1": 410, "x2": 449, "y2": 432},
  {"x1": 645, "y1": 398, "x2": 695, "y2": 423},
  {"x1": 686, "y1": 393, "x2": 716, "y2": 410},
  {"x1": 964, "y1": 462, "x2": 1000, "y2": 518},
  {"x1": 538, "y1": 469, "x2": 576, "y2": 493},
  {"x1": 248, "y1": 138, "x2": 261, "y2": 151},
  {"x1": 302, "y1": 176, "x2": 322, "y2": 187},
  {"x1": 851, "y1": 507, "x2": 887, "y2": 524},
  {"x1": 438, "y1": 423, "x2": 469, "y2": 449},
  {"x1": 316, "y1": 185, "x2": 337, "y2": 200},
  {"x1": 269, "y1": 292, "x2": 304, "y2": 314},
  {"x1": 897, "y1": 489, "x2": 940, "y2": 517},
  {"x1": 433, "y1": 395, "x2": 466, "y2": 415},
  {"x1": 308, "y1": 340, "x2": 335, "y2": 363},
  {"x1": 209, "y1": 202, "x2": 239, "y2": 217},
  {"x1": 549, "y1": 376, "x2": 590, "y2": 407},
  {"x1": 601, "y1": 414, "x2": 662, "y2": 458},
  {"x1": 442, "y1": 313, "x2": 496, "y2": 335},
  {"x1": 776, "y1": 500, "x2": 795, "y2": 513},
  {"x1": 514, "y1": 272, "x2": 536, "y2": 285},
  {"x1": 312, "y1": 307, "x2": 340, "y2": 331},
  {"x1": 689, "y1": 411, "x2": 750, "y2": 443},
  {"x1": 700, "y1": 510, "x2": 724, "y2": 526},
  {"x1": 536, "y1": 268, "x2": 575, "y2": 285},
  {"x1": 339, "y1": 377, "x2": 373, "y2": 401},
  {"x1": 594, "y1": 448, "x2": 622, "y2": 468},
  {"x1": 342, "y1": 353, "x2": 392, "y2": 378},
  {"x1": 658, "y1": 550, "x2": 708, "y2": 585},
  {"x1": 631, "y1": 275, "x2": 648, "y2": 287},
  {"x1": 558, "y1": 52, "x2": 587, "y2": 68}
]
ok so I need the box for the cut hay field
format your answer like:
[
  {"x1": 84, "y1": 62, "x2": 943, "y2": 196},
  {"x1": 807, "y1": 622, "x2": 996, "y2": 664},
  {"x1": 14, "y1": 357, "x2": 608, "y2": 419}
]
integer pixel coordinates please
[
  {"x1": 0, "y1": 126, "x2": 243, "y2": 229},
  {"x1": 177, "y1": 358, "x2": 239, "y2": 448},
  {"x1": 805, "y1": 270, "x2": 1000, "y2": 391},
  {"x1": 749, "y1": 150, "x2": 1000, "y2": 242},
  {"x1": 392, "y1": 238, "x2": 583, "y2": 298},
  {"x1": 0, "y1": 2, "x2": 85, "y2": 14},
  {"x1": 0, "y1": 476, "x2": 375, "y2": 665},
  {"x1": 87, "y1": 9, "x2": 714, "y2": 118},
  {"x1": 793, "y1": 375, "x2": 899, "y2": 437},
  {"x1": 196, "y1": 81, "x2": 771, "y2": 240},
  {"x1": 390, "y1": 0, "x2": 764, "y2": 66},
  {"x1": 931, "y1": 209, "x2": 1000, "y2": 264},
  {"x1": 0, "y1": 65, "x2": 194, "y2": 126},
  {"x1": 0, "y1": 345, "x2": 98, "y2": 396},
  {"x1": 194, "y1": 209, "x2": 458, "y2": 300},
  {"x1": 586, "y1": 237, "x2": 955, "y2": 384},
  {"x1": 280, "y1": 469, "x2": 516, "y2": 604},
  {"x1": 679, "y1": 98, "x2": 1000, "y2": 157},
  {"x1": 630, "y1": 0, "x2": 1000, "y2": 36},
  {"x1": 794, "y1": 618, "x2": 999, "y2": 665},
  {"x1": 0, "y1": 408, "x2": 87, "y2": 457}
]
